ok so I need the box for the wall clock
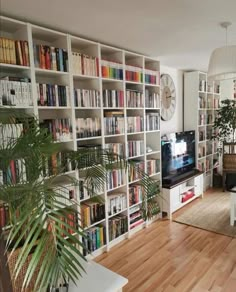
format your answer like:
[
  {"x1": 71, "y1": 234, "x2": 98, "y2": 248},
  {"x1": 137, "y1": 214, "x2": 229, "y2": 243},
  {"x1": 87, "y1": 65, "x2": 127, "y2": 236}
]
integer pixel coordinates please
[{"x1": 160, "y1": 74, "x2": 176, "y2": 121}]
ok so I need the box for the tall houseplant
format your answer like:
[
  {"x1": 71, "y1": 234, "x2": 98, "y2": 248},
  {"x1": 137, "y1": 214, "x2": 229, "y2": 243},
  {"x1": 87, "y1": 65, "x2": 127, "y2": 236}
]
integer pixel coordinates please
[
  {"x1": 212, "y1": 99, "x2": 236, "y2": 149},
  {"x1": 0, "y1": 108, "x2": 160, "y2": 291}
]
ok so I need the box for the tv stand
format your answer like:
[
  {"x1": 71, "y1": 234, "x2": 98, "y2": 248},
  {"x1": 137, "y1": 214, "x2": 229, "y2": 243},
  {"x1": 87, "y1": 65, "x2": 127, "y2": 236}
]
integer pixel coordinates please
[{"x1": 161, "y1": 172, "x2": 204, "y2": 220}]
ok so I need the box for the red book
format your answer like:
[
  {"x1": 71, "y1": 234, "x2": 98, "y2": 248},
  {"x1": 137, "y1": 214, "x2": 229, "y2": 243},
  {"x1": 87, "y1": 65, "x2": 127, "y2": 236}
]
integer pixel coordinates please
[
  {"x1": 0, "y1": 206, "x2": 5, "y2": 228},
  {"x1": 39, "y1": 45, "x2": 46, "y2": 69},
  {"x1": 10, "y1": 160, "x2": 16, "y2": 184},
  {"x1": 45, "y1": 46, "x2": 51, "y2": 69},
  {"x1": 20, "y1": 41, "x2": 26, "y2": 66}
]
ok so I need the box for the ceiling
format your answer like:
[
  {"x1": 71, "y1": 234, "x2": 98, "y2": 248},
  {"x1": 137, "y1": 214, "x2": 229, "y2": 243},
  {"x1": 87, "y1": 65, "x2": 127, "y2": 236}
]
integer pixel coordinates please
[{"x1": 1, "y1": 0, "x2": 236, "y2": 72}]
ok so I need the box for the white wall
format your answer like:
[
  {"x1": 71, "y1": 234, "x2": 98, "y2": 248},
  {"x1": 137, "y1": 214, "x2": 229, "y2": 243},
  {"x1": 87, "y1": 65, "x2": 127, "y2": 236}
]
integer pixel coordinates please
[
  {"x1": 220, "y1": 79, "x2": 234, "y2": 100},
  {"x1": 160, "y1": 65, "x2": 183, "y2": 135}
]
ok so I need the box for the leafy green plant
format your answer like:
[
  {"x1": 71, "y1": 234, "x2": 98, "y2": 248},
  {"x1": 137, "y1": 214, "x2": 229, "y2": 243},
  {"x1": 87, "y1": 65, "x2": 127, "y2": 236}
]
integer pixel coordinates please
[
  {"x1": 0, "y1": 108, "x2": 160, "y2": 291},
  {"x1": 212, "y1": 99, "x2": 236, "y2": 153}
]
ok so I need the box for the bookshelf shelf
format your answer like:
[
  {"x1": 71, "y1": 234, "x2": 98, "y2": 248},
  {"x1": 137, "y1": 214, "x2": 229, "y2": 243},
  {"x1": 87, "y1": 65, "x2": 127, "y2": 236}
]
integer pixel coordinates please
[
  {"x1": 127, "y1": 131, "x2": 144, "y2": 136},
  {"x1": 75, "y1": 107, "x2": 101, "y2": 110},
  {"x1": 129, "y1": 201, "x2": 142, "y2": 209},
  {"x1": 125, "y1": 80, "x2": 143, "y2": 85},
  {"x1": 145, "y1": 83, "x2": 160, "y2": 88},
  {"x1": 84, "y1": 219, "x2": 106, "y2": 230},
  {"x1": 128, "y1": 154, "x2": 145, "y2": 160},
  {"x1": 35, "y1": 68, "x2": 69, "y2": 77},
  {"x1": 108, "y1": 208, "x2": 128, "y2": 219},
  {"x1": 73, "y1": 74, "x2": 100, "y2": 80},
  {"x1": 0, "y1": 15, "x2": 161, "y2": 260},
  {"x1": 0, "y1": 63, "x2": 30, "y2": 71},
  {"x1": 38, "y1": 106, "x2": 72, "y2": 110},
  {"x1": 146, "y1": 150, "x2": 160, "y2": 156},
  {"x1": 102, "y1": 78, "x2": 123, "y2": 83},
  {"x1": 107, "y1": 184, "x2": 127, "y2": 192},
  {"x1": 77, "y1": 136, "x2": 102, "y2": 141}
]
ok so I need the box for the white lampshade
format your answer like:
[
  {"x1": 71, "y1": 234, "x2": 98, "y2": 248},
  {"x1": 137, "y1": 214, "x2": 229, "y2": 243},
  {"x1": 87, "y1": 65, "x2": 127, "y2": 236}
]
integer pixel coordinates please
[{"x1": 208, "y1": 45, "x2": 236, "y2": 81}]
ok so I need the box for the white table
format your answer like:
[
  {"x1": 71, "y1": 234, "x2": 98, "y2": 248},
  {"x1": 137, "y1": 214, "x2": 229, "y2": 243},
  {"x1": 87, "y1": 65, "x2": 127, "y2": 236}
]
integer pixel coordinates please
[
  {"x1": 230, "y1": 187, "x2": 236, "y2": 226},
  {"x1": 69, "y1": 260, "x2": 128, "y2": 292}
]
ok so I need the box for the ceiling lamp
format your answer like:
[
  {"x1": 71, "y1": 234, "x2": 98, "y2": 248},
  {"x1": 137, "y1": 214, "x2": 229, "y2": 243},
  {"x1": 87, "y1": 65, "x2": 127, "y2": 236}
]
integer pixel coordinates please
[{"x1": 208, "y1": 22, "x2": 236, "y2": 81}]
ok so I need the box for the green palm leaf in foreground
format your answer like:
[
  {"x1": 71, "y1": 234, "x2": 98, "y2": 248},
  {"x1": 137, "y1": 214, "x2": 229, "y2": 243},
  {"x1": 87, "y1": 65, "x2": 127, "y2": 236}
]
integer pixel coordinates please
[{"x1": 0, "y1": 108, "x2": 160, "y2": 291}]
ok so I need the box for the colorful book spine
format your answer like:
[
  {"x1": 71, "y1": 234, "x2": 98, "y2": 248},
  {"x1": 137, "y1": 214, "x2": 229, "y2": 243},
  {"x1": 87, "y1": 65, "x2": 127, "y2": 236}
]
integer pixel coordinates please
[{"x1": 34, "y1": 44, "x2": 68, "y2": 72}]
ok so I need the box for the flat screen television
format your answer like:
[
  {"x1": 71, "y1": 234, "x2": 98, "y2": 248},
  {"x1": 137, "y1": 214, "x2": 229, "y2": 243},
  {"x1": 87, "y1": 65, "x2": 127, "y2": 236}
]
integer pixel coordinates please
[{"x1": 161, "y1": 130, "x2": 196, "y2": 185}]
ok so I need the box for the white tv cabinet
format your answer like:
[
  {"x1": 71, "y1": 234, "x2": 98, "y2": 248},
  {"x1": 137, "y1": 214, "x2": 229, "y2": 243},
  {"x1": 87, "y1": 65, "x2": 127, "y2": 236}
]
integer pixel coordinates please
[{"x1": 162, "y1": 172, "x2": 204, "y2": 220}]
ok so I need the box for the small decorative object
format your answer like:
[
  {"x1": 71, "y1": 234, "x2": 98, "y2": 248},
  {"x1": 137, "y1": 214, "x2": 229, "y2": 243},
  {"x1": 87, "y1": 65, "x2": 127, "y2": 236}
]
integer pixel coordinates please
[{"x1": 160, "y1": 74, "x2": 176, "y2": 121}]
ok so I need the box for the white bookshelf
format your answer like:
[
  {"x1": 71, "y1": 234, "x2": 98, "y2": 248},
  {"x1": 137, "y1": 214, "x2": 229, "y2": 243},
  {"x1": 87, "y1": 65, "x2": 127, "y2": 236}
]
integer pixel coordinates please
[
  {"x1": 0, "y1": 15, "x2": 161, "y2": 258},
  {"x1": 184, "y1": 71, "x2": 220, "y2": 190}
]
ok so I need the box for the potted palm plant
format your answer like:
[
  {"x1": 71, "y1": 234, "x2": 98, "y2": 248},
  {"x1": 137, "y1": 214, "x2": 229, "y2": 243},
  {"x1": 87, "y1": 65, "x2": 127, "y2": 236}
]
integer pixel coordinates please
[{"x1": 0, "y1": 108, "x2": 160, "y2": 292}]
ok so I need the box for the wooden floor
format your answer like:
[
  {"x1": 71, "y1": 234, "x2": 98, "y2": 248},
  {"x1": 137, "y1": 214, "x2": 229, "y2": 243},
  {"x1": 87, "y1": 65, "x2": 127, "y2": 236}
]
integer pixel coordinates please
[{"x1": 96, "y1": 191, "x2": 236, "y2": 292}]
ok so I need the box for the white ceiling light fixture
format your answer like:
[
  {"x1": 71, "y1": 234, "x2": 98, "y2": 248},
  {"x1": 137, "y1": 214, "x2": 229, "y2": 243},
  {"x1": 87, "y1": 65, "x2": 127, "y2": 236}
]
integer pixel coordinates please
[{"x1": 208, "y1": 22, "x2": 236, "y2": 81}]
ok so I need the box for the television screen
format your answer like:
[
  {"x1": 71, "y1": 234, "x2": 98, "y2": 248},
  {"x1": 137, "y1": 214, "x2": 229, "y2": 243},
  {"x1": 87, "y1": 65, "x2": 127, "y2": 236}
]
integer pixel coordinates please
[{"x1": 161, "y1": 131, "x2": 196, "y2": 181}]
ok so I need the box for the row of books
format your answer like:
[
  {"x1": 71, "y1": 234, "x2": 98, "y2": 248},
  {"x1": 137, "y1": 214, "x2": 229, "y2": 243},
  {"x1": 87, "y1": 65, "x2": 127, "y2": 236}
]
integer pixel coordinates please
[
  {"x1": 144, "y1": 69, "x2": 160, "y2": 85},
  {"x1": 199, "y1": 80, "x2": 206, "y2": 92},
  {"x1": 106, "y1": 169, "x2": 125, "y2": 191},
  {"x1": 145, "y1": 90, "x2": 160, "y2": 108},
  {"x1": 128, "y1": 140, "x2": 144, "y2": 158},
  {"x1": 197, "y1": 161, "x2": 205, "y2": 172},
  {"x1": 81, "y1": 202, "x2": 105, "y2": 228},
  {"x1": 146, "y1": 159, "x2": 160, "y2": 176},
  {"x1": 54, "y1": 185, "x2": 76, "y2": 206},
  {"x1": 0, "y1": 77, "x2": 32, "y2": 107},
  {"x1": 125, "y1": 66, "x2": 143, "y2": 83},
  {"x1": 128, "y1": 160, "x2": 145, "y2": 182},
  {"x1": 42, "y1": 151, "x2": 75, "y2": 177},
  {"x1": 71, "y1": 52, "x2": 99, "y2": 76},
  {"x1": 206, "y1": 143, "x2": 213, "y2": 156},
  {"x1": 36, "y1": 83, "x2": 69, "y2": 107},
  {"x1": 107, "y1": 192, "x2": 127, "y2": 216},
  {"x1": 104, "y1": 111, "x2": 125, "y2": 135},
  {"x1": 126, "y1": 89, "x2": 143, "y2": 108},
  {"x1": 146, "y1": 113, "x2": 160, "y2": 131},
  {"x1": 130, "y1": 209, "x2": 143, "y2": 229},
  {"x1": 101, "y1": 60, "x2": 123, "y2": 80},
  {"x1": 129, "y1": 185, "x2": 143, "y2": 206},
  {"x1": 198, "y1": 146, "x2": 205, "y2": 158},
  {"x1": 207, "y1": 84, "x2": 220, "y2": 94},
  {"x1": 74, "y1": 88, "x2": 100, "y2": 108},
  {"x1": 0, "y1": 38, "x2": 29, "y2": 66},
  {"x1": 103, "y1": 89, "x2": 124, "y2": 108},
  {"x1": 0, "y1": 159, "x2": 27, "y2": 185},
  {"x1": 76, "y1": 117, "x2": 101, "y2": 139},
  {"x1": 199, "y1": 96, "x2": 206, "y2": 109},
  {"x1": 199, "y1": 130, "x2": 205, "y2": 141},
  {"x1": 79, "y1": 179, "x2": 104, "y2": 201},
  {"x1": 34, "y1": 44, "x2": 68, "y2": 72},
  {"x1": 47, "y1": 209, "x2": 78, "y2": 236},
  {"x1": 40, "y1": 119, "x2": 72, "y2": 142},
  {"x1": 104, "y1": 143, "x2": 124, "y2": 157},
  {"x1": 0, "y1": 203, "x2": 10, "y2": 228},
  {"x1": 198, "y1": 114, "x2": 214, "y2": 126},
  {"x1": 109, "y1": 214, "x2": 128, "y2": 240},
  {"x1": 82, "y1": 225, "x2": 106, "y2": 256},
  {"x1": 0, "y1": 123, "x2": 23, "y2": 147},
  {"x1": 199, "y1": 96, "x2": 220, "y2": 109},
  {"x1": 205, "y1": 159, "x2": 212, "y2": 171},
  {"x1": 127, "y1": 116, "x2": 144, "y2": 133}
]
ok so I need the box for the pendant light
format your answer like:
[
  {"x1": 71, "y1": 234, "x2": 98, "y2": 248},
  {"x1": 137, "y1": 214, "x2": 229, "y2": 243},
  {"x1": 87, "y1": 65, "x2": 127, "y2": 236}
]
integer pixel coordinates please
[{"x1": 208, "y1": 22, "x2": 236, "y2": 81}]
